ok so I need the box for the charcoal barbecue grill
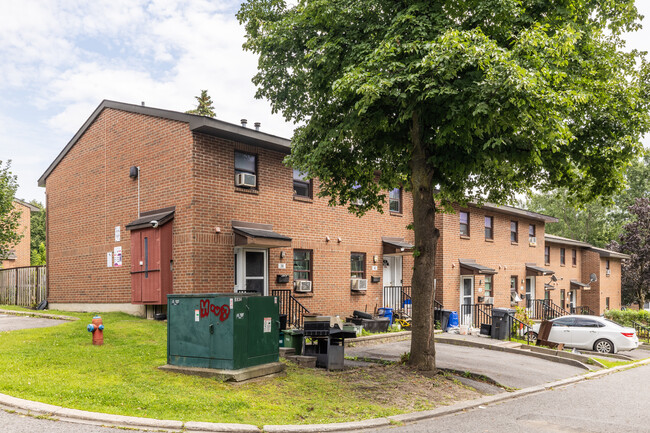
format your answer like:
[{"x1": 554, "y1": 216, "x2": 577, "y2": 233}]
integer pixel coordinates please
[{"x1": 302, "y1": 316, "x2": 357, "y2": 370}]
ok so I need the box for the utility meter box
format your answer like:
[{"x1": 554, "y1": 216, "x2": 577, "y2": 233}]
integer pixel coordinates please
[{"x1": 167, "y1": 293, "x2": 279, "y2": 370}]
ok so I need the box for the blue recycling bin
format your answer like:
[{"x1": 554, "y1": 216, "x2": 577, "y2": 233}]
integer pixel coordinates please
[
  {"x1": 377, "y1": 307, "x2": 394, "y2": 326},
  {"x1": 447, "y1": 311, "x2": 459, "y2": 329}
]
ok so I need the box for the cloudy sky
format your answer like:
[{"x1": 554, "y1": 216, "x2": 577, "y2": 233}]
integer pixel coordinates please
[{"x1": 1, "y1": 1, "x2": 649, "y2": 204}]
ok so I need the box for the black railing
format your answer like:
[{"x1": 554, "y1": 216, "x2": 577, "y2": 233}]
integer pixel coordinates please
[
  {"x1": 508, "y1": 314, "x2": 533, "y2": 345},
  {"x1": 571, "y1": 306, "x2": 594, "y2": 315},
  {"x1": 530, "y1": 299, "x2": 570, "y2": 320},
  {"x1": 382, "y1": 285, "x2": 412, "y2": 312},
  {"x1": 633, "y1": 321, "x2": 650, "y2": 343},
  {"x1": 459, "y1": 303, "x2": 493, "y2": 328},
  {"x1": 271, "y1": 289, "x2": 310, "y2": 328}
]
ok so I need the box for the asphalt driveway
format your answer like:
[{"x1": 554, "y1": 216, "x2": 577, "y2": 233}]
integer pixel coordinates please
[
  {"x1": 0, "y1": 313, "x2": 67, "y2": 332},
  {"x1": 346, "y1": 340, "x2": 586, "y2": 389}
]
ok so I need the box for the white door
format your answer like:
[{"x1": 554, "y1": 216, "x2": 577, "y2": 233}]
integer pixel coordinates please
[
  {"x1": 382, "y1": 256, "x2": 402, "y2": 287},
  {"x1": 382, "y1": 256, "x2": 403, "y2": 310},
  {"x1": 569, "y1": 290, "x2": 577, "y2": 311},
  {"x1": 460, "y1": 277, "x2": 474, "y2": 325},
  {"x1": 234, "y1": 248, "x2": 268, "y2": 295},
  {"x1": 526, "y1": 277, "x2": 535, "y2": 315}
]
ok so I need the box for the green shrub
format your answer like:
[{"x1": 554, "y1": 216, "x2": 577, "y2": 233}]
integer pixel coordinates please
[{"x1": 604, "y1": 309, "x2": 650, "y2": 327}]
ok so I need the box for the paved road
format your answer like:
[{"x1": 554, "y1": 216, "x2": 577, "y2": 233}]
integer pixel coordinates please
[
  {"x1": 347, "y1": 340, "x2": 586, "y2": 389},
  {"x1": 0, "y1": 410, "x2": 128, "y2": 433},
  {"x1": 0, "y1": 313, "x2": 67, "y2": 331},
  {"x1": 361, "y1": 363, "x2": 650, "y2": 433}
]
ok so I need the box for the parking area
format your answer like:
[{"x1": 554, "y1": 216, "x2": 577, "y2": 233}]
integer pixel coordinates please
[
  {"x1": 0, "y1": 313, "x2": 67, "y2": 332},
  {"x1": 347, "y1": 339, "x2": 587, "y2": 389}
]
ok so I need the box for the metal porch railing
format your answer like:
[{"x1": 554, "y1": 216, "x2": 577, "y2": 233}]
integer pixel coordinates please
[{"x1": 271, "y1": 289, "x2": 310, "y2": 328}]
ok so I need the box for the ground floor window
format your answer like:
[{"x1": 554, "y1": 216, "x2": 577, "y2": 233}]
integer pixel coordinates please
[
  {"x1": 351, "y1": 252, "x2": 366, "y2": 279},
  {"x1": 483, "y1": 275, "x2": 492, "y2": 297},
  {"x1": 293, "y1": 249, "x2": 312, "y2": 281}
]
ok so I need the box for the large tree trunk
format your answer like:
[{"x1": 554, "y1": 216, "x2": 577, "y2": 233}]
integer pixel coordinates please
[{"x1": 408, "y1": 111, "x2": 440, "y2": 371}]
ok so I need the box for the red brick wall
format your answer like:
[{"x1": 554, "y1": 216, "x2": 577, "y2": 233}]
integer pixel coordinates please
[
  {"x1": 437, "y1": 204, "x2": 547, "y2": 312},
  {"x1": 544, "y1": 243, "x2": 585, "y2": 310},
  {"x1": 189, "y1": 133, "x2": 414, "y2": 317},
  {"x1": 46, "y1": 109, "x2": 194, "y2": 303},
  {"x1": 1, "y1": 201, "x2": 31, "y2": 269},
  {"x1": 45, "y1": 108, "x2": 415, "y2": 318}
]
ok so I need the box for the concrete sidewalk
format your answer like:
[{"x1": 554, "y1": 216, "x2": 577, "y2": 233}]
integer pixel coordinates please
[{"x1": 0, "y1": 313, "x2": 68, "y2": 332}]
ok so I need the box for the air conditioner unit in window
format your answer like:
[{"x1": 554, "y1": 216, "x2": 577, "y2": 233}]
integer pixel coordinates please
[
  {"x1": 350, "y1": 278, "x2": 368, "y2": 291},
  {"x1": 484, "y1": 297, "x2": 494, "y2": 305},
  {"x1": 295, "y1": 280, "x2": 312, "y2": 293},
  {"x1": 606, "y1": 269, "x2": 611, "y2": 276},
  {"x1": 529, "y1": 236, "x2": 537, "y2": 245},
  {"x1": 235, "y1": 173, "x2": 256, "y2": 187}
]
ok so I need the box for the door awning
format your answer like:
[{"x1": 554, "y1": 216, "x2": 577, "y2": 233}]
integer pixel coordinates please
[
  {"x1": 232, "y1": 221, "x2": 291, "y2": 248},
  {"x1": 570, "y1": 280, "x2": 591, "y2": 289},
  {"x1": 382, "y1": 237, "x2": 414, "y2": 255},
  {"x1": 459, "y1": 259, "x2": 497, "y2": 275},
  {"x1": 126, "y1": 207, "x2": 175, "y2": 231},
  {"x1": 526, "y1": 264, "x2": 555, "y2": 276}
]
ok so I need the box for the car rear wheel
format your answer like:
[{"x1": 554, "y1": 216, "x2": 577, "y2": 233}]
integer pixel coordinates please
[{"x1": 594, "y1": 339, "x2": 614, "y2": 354}]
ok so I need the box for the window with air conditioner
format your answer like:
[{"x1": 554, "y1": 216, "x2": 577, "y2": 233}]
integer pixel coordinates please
[
  {"x1": 350, "y1": 278, "x2": 368, "y2": 291},
  {"x1": 234, "y1": 151, "x2": 257, "y2": 188},
  {"x1": 295, "y1": 280, "x2": 312, "y2": 292}
]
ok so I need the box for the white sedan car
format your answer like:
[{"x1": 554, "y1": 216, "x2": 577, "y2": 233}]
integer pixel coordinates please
[{"x1": 531, "y1": 315, "x2": 638, "y2": 354}]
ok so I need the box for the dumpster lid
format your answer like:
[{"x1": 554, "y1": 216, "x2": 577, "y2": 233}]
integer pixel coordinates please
[{"x1": 459, "y1": 259, "x2": 497, "y2": 275}]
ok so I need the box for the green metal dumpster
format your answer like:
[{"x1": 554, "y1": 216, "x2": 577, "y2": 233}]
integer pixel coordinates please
[{"x1": 167, "y1": 293, "x2": 279, "y2": 370}]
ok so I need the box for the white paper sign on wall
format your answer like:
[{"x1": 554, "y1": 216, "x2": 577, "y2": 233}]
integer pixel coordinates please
[
  {"x1": 114, "y1": 226, "x2": 121, "y2": 242},
  {"x1": 278, "y1": 263, "x2": 286, "y2": 269},
  {"x1": 107, "y1": 252, "x2": 113, "y2": 267},
  {"x1": 113, "y1": 246, "x2": 122, "y2": 267}
]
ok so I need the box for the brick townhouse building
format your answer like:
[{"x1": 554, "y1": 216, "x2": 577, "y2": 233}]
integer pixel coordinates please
[
  {"x1": 38, "y1": 100, "x2": 626, "y2": 321},
  {"x1": 1, "y1": 199, "x2": 39, "y2": 269}
]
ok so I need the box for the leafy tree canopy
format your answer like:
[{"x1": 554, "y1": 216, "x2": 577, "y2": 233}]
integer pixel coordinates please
[
  {"x1": 238, "y1": 0, "x2": 650, "y2": 370},
  {"x1": 525, "y1": 152, "x2": 650, "y2": 247},
  {"x1": 29, "y1": 200, "x2": 46, "y2": 265},
  {"x1": 608, "y1": 198, "x2": 650, "y2": 307},
  {"x1": 186, "y1": 90, "x2": 217, "y2": 117},
  {"x1": 0, "y1": 160, "x2": 23, "y2": 261}
]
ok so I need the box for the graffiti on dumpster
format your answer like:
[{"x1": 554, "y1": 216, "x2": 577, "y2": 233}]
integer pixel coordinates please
[{"x1": 199, "y1": 299, "x2": 231, "y2": 321}]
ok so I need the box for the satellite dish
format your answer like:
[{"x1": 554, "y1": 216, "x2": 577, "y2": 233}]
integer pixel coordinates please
[{"x1": 590, "y1": 273, "x2": 597, "y2": 283}]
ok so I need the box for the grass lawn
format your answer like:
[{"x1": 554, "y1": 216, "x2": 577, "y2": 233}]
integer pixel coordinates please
[
  {"x1": 0, "y1": 306, "x2": 479, "y2": 426},
  {"x1": 590, "y1": 357, "x2": 634, "y2": 369}
]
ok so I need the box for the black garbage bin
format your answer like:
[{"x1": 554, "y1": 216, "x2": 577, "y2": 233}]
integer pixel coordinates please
[
  {"x1": 439, "y1": 309, "x2": 452, "y2": 332},
  {"x1": 491, "y1": 308, "x2": 515, "y2": 340}
]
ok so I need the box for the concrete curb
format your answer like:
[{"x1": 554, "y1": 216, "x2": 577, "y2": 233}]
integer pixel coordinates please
[
  {"x1": 0, "y1": 308, "x2": 79, "y2": 321},
  {"x1": 345, "y1": 331, "x2": 411, "y2": 347},
  {"x1": 1, "y1": 359, "x2": 649, "y2": 432}
]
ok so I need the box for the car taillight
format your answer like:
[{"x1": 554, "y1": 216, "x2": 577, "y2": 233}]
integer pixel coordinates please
[{"x1": 621, "y1": 332, "x2": 635, "y2": 338}]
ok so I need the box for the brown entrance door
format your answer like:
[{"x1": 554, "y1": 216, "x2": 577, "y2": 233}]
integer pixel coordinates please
[{"x1": 131, "y1": 228, "x2": 161, "y2": 303}]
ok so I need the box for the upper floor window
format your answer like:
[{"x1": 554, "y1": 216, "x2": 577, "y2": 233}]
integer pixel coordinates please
[
  {"x1": 351, "y1": 253, "x2": 366, "y2": 279},
  {"x1": 460, "y1": 211, "x2": 470, "y2": 236},
  {"x1": 389, "y1": 188, "x2": 402, "y2": 213},
  {"x1": 293, "y1": 169, "x2": 312, "y2": 198},
  {"x1": 544, "y1": 246, "x2": 550, "y2": 264},
  {"x1": 234, "y1": 151, "x2": 257, "y2": 188},
  {"x1": 560, "y1": 248, "x2": 566, "y2": 265},
  {"x1": 606, "y1": 259, "x2": 610, "y2": 270},
  {"x1": 293, "y1": 249, "x2": 313, "y2": 281},
  {"x1": 529, "y1": 224, "x2": 536, "y2": 243},
  {"x1": 510, "y1": 221, "x2": 518, "y2": 243},
  {"x1": 484, "y1": 216, "x2": 493, "y2": 240},
  {"x1": 572, "y1": 249, "x2": 577, "y2": 266}
]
